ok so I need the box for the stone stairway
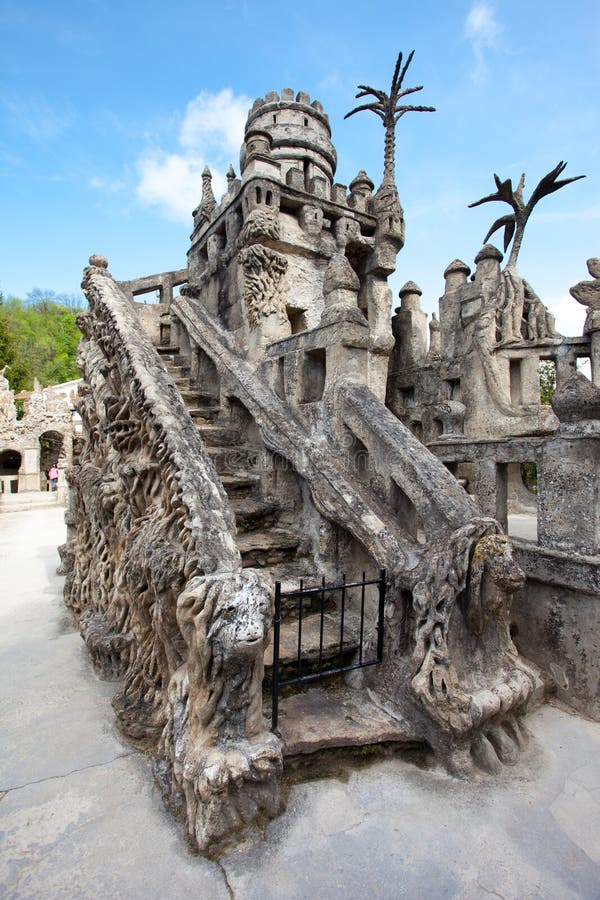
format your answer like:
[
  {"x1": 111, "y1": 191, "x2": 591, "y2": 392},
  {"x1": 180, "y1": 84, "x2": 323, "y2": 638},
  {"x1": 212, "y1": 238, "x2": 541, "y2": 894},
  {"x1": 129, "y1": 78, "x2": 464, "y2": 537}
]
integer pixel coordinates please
[
  {"x1": 155, "y1": 343, "x2": 414, "y2": 760},
  {"x1": 156, "y1": 344, "x2": 303, "y2": 573}
]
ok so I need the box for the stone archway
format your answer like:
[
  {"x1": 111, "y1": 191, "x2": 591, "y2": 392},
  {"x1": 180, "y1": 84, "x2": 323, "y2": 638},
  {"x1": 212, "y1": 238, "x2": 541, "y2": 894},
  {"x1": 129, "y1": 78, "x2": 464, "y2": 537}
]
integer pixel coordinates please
[
  {"x1": 0, "y1": 449, "x2": 22, "y2": 494},
  {"x1": 39, "y1": 431, "x2": 64, "y2": 490}
]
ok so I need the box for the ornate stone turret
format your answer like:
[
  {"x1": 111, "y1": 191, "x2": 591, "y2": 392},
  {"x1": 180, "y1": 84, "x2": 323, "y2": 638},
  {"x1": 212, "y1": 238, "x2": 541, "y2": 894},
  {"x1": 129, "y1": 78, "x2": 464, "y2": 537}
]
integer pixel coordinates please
[{"x1": 240, "y1": 89, "x2": 337, "y2": 191}]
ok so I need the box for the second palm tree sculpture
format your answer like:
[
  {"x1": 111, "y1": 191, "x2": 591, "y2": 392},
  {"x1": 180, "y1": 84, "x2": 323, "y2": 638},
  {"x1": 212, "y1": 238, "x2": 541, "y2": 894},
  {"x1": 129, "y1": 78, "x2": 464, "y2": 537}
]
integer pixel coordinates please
[
  {"x1": 469, "y1": 162, "x2": 585, "y2": 270},
  {"x1": 345, "y1": 50, "x2": 435, "y2": 190}
]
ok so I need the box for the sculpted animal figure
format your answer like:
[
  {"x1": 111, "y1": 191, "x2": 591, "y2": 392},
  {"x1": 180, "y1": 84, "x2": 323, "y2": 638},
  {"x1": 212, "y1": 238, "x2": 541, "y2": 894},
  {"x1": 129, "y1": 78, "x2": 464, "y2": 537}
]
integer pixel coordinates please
[
  {"x1": 159, "y1": 571, "x2": 282, "y2": 851},
  {"x1": 409, "y1": 522, "x2": 534, "y2": 772}
]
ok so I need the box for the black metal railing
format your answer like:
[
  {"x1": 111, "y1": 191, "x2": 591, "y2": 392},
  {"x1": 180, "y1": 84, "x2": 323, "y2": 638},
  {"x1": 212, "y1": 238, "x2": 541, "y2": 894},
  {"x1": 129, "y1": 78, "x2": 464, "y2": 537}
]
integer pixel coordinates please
[{"x1": 271, "y1": 569, "x2": 386, "y2": 731}]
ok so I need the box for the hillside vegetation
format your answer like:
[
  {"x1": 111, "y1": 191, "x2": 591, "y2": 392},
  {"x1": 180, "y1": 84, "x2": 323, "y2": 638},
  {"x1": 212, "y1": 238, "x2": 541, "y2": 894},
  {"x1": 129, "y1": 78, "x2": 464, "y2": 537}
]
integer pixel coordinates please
[{"x1": 0, "y1": 289, "x2": 84, "y2": 392}]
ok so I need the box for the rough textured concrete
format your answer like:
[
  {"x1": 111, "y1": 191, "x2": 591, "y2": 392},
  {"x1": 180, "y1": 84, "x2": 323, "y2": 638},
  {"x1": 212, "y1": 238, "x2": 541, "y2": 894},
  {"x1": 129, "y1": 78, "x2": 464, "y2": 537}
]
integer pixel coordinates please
[{"x1": 2, "y1": 510, "x2": 600, "y2": 899}]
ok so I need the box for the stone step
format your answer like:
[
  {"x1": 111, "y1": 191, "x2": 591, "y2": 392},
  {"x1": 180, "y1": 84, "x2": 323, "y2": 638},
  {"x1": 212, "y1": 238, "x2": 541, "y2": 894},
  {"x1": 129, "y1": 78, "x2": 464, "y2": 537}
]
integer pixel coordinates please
[
  {"x1": 263, "y1": 610, "x2": 361, "y2": 670},
  {"x1": 233, "y1": 497, "x2": 280, "y2": 532},
  {"x1": 195, "y1": 424, "x2": 240, "y2": 446},
  {"x1": 272, "y1": 685, "x2": 416, "y2": 758},
  {"x1": 155, "y1": 345, "x2": 180, "y2": 355},
  {"x1": 164, "y1": 362, "x2": 191, "y2": 377},
  {"x1": 208, "y1": 446, "x2": 259, "y2": 471},
  {"x1": 220, "y1": 472, "x2": 261, "y2": 496},
  {"x1": 187, "y1": 406, "x2": 221, "y2": 424},
  {"x1": 237, "y1": 528, "x2": 300, "y2": 567},
  {"x1": 180, "y1": 389, "x2": 218, "y2": 404}
]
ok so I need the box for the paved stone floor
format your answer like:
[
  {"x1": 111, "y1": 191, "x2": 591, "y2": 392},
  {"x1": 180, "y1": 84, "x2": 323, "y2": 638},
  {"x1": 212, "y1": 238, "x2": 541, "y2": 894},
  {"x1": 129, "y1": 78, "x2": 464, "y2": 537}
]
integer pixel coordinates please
[{"x1": 1, "y1": 507, "x2": 600, "y2": 899}]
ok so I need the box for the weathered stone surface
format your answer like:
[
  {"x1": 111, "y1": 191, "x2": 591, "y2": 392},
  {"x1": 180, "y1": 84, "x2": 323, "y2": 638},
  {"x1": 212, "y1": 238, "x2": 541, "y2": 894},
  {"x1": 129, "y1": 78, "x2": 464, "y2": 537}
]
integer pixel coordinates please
[
  {"x1": 64, "y1": 69, "x2": 598, "y2": 857},
  {"x1": 278, "y1": 686, "x2": 416, "y2": 756}
]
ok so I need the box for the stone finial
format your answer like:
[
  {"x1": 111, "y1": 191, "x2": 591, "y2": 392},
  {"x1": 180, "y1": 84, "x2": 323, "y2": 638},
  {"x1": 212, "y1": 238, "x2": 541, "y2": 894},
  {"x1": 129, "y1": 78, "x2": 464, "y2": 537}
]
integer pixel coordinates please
[
  {"x1": 398, "y1": 281, "x2": 423, "y2": 312},
  {"x1": 198, "y1": 166, "x2": 216, "y2": 225},
  {"x1": 474, "y1": 244, "x2": 503, "y2": 266},
  {"x1": 349, "y1": 170, "x2": 375, "y2": 197},
  {"x1": 474, "y1": 244, "x2": 503, "y2": 283},
  {"x1": 89, "y1": 254, "x2": 108, "y2": 269},
  {"x1": 443, "y1": 259, "x2": 471, "y2": 294},
  {"x1": 428, "y1": 312, "x2": 441, "y2": 358},
  {"x1": 226, "y1": 164, "x2": 236, "y2": 191}
]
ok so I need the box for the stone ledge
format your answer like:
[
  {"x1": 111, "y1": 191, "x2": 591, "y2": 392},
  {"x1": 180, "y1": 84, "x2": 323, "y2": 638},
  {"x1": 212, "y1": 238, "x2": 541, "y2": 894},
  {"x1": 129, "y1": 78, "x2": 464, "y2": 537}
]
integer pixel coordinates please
[{"x1": 513, "y1": 540, "x2": 600, "y2": 596}]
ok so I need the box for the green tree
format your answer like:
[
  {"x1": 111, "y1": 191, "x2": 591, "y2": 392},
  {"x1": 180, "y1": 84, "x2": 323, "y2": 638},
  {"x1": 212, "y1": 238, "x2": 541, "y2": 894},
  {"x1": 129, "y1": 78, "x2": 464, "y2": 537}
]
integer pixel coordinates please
[
  {"x1": 0, "y1": 291, "x2": 84, "y2": 391},
  {"x1": 539, "y1": 360, "x2": 556, "y2": 405}
]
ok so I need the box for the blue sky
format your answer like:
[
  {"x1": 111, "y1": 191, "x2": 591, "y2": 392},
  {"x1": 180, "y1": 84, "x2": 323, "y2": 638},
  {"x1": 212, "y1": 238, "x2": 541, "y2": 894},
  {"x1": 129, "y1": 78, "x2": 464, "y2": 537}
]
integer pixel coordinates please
[{"x1": 1, "y1": 0, "x2": 598, "y2": 334}]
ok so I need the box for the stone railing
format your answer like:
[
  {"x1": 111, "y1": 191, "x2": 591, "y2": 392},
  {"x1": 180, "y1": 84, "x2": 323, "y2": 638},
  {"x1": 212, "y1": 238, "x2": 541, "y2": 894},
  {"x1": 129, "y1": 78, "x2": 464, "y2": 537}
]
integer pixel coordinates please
[
  {"x1": 63, "y1": 257, "x2": 282, "y2": 852},
  {"x1": 335, "y1": 380, "x2": 537, "y2": 771}
]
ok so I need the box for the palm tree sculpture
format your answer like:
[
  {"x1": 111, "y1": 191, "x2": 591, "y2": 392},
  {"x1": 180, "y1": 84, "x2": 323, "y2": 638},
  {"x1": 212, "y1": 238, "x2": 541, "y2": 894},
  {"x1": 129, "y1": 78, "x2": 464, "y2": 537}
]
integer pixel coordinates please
[
  {"x1": 469, "y1": 162, "x2": 585, "y2": 270},
  {"x1": 344, "y1": 50, "x2": 435, "y2": 189}
]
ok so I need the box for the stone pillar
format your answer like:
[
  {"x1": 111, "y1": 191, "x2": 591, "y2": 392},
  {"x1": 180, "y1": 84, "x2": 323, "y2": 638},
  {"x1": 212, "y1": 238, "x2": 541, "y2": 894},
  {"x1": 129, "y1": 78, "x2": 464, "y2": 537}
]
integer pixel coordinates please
[
  {"x1": 19, "y1": 445, "x2": 40, "y2": 492},
  {"x1": 473, "y1": 244, "x2": 503, "y2": 288},
  {"x1": 428, "y1": 313, "x2": 441, "y2": 359},
  {"x1": 538, "y1": 372, "x2": 600, "y2": 555},
  {"x1": 439, "y1": 259, "x2": 471, "y2": 361},
  {"x1": 474, "y1": 458, "x2": 507, "y2": 527},
  {"x1": 392, "y1": 281, "x2": 427, "y2": 368}
]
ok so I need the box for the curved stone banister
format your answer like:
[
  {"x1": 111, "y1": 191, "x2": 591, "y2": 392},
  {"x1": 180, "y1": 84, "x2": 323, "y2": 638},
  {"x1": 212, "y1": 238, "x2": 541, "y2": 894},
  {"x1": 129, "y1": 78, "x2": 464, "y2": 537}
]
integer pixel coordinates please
[
  {"x1": 337, "y1": 380, "x2": 481, "y2": 540},
  {"x1": 83, "y1": 263, "x2": 240, "y2": 573},
  {"x1": 65, "y1": 260, "x2": 283, "y2": 853}
]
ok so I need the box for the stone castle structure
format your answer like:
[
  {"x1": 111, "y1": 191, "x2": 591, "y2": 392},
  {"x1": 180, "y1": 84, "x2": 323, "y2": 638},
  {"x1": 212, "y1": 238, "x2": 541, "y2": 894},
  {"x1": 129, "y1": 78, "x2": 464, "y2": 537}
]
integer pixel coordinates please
[
  {"x1": 61, "y1": 54, "x2": 599, "y2": 853},
  {"x1": 0, "y1": 369, "x2": 77, "y2": 507}
]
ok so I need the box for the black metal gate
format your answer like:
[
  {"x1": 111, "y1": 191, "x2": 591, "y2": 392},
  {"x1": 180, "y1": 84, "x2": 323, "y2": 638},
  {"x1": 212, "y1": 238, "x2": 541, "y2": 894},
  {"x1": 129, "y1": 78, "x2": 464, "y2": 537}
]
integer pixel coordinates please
[{"x1": 271, "y1": 569, "x2": 386, "y2": 731}]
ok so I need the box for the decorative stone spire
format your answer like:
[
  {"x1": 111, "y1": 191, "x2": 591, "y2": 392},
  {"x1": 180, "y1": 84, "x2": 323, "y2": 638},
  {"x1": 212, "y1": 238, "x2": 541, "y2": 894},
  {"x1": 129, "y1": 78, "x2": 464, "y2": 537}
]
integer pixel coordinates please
[
  {"x1": 428, "y1": 312, "x2": 441, "y2": 359},
  {"x1": 226, "y1": 164, "x2": 236, "y2": 193},
  {"x1": 198, "y1": 166, "x2": 216, "y2": 225}
]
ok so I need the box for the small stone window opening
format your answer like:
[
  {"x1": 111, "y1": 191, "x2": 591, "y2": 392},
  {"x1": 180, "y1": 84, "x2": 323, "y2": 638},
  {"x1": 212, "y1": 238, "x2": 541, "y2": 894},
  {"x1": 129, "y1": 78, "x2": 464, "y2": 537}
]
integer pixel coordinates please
[
  {"x1": 576, "y1": 356, "x2": 592, "y2": 380},
  {"x1": 265, "y1": 190, "x2": 273, "y2": 207},
  {"x1": 354, "y1": 436, "x2": 370, "y2": 478},
  {"x1": 303, "y1": 158, "x2": 310, "y2": 191},
  {"x1": 287, "y1": 306, "x2": 308, "y2": 335},
  {"x1": 272, "y1": 114, "x2": 277, "y2": 124},
  {"x1": 390, "y1": 480, "x2": 426, "y2": 543},
  {"x1": 255, "y1": 186, "x2": 262, "y2": 205},
  {"x1": 133, "y1": 288, "x2": 161, "y2": 305},
  {"x1": 303, "y1": 117, "x2": 308, "y2": 126},
  {"x1": 274, "y1": 357, "x2": 285, "y2": 400},
  {"x1": 539, "y1": 358, "x2": 556, "y2": 405},
  {"x1": 447, "y1": 378, "x2": 461, "y2": 401},
  {"x1": 509, "y1": 359, "x2": 522, "y2": 406},
  {"x1": 0, "y1": 449, "x2": 21, "y2": 494},
  {"x1": 300, "y1": 348, "x2": 326, "y2": 403},
  {"x1": 399, "y1": 386, "x2": 415, "y2": 411}
]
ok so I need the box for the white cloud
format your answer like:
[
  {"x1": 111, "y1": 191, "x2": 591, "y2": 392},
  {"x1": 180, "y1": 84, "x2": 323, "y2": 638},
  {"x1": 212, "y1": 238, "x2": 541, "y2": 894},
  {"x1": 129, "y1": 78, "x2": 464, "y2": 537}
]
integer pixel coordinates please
[
  {"x1": 463, "y1": 2, "x2": 503, "y2": 84},
  {"x1": 179, "y1": 89, "x2": 250, "y2": 155},
  {"x1": 546, "y1": 293, "x2": 586, "y2": 338},
  {"x1": 136, "y1": 153, "x2": 227, "y2": 223},
  {"x1": 134, "y1": 88, "x2": 251, "y2": 224}
]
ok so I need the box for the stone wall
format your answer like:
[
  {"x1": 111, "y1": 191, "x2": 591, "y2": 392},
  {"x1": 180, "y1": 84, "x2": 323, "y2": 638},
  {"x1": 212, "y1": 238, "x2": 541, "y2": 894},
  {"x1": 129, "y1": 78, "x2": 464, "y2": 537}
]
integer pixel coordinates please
[{"x1": 512, "y1": 542, "x2": 600, "y2": 719}]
